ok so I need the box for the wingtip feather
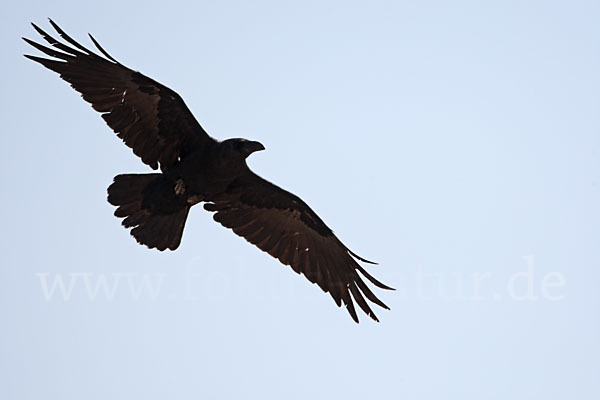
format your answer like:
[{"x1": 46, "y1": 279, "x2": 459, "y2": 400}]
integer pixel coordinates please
[
  {"x1": 88, "y1": 33, "x2": 119, "y2": 63},
  {"x1": 347, "y1": 248, "x2": 378, "y2": 265}
]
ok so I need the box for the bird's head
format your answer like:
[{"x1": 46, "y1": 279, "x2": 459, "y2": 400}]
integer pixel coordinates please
[{"x1": 222, "y1": 138, "x2": 265, "y2": 159}]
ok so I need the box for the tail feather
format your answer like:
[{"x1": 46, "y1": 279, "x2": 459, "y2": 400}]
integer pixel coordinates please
[{"x1": 107, "y1": 173, "x2": 190, "y2": 251}]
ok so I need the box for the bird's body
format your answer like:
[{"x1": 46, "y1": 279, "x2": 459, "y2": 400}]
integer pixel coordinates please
[
  {"x1": 24, "y1": 20, "x2": 393, "y2": 322},
  {"x1": 174, "y1": 139, "x2": 266, "y2": 200},
  {"x1": 160, "y1": 139, "x2": 261, "y2": 205}
]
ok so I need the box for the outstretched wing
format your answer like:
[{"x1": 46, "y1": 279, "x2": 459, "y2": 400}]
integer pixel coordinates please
[
  {"x1": 23, "y1": 19, "x2": 215, "y2": 171},
  {"x1": 204, "y1": 172, "x2": 393, "y2": 323}
]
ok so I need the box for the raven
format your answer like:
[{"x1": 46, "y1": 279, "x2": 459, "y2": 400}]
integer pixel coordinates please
[{"x1": 24, "y1": 20, "x2": 393, "y2": 322}]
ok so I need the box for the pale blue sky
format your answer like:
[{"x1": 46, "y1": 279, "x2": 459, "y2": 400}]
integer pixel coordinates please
[{"x1": 1, "y1": 0, "x2": 599, "y2": 399}]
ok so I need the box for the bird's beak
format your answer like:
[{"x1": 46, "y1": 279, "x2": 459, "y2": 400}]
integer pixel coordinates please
[{"x1": 247, "y1": 141, "x2": 265, "y2": 153}]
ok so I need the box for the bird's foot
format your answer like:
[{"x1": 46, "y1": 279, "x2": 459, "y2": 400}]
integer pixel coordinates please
[
  {"x1": 174, "y1": 179, "x2": 186, "y2": 195},
  {"x1": 187, "y1": 195, "x2": 204, "y2": 205}
]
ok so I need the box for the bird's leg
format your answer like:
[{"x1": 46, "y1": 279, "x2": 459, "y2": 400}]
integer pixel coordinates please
[
  {"x1": 187, "y1": 194, "x2": 204, "y2": 205},
  {"x1": 174, "y1": 178, "x2": 204, "y2": 205},
  {"x1": 174, "y1": 179, "x2": 186, "y2": 195}
]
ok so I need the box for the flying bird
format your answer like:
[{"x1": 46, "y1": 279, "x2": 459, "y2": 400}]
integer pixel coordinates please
[{"x1": 23, "y1": 20, "x2": 393, "y2": 322}]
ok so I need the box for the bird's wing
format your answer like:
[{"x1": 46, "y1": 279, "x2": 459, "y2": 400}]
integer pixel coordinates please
[
  {"x1": 23, "y1": 20, "x2": 215, "y2": 171},
  {"x1": 204, "y1": 171, "x2": 393, "y2": 323}
]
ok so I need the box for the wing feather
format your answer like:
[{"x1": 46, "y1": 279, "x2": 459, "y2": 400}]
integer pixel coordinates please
[
  {"x1": 204, "y1": 172, "x2": 393, "y2": 323},
  {"x1": 24, "y1": 20, "x2": 215, "y2": 171}
]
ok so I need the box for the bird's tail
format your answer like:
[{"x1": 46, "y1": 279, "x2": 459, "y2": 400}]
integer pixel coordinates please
[{"x1": 107, "y1": 174, "x2": 190, "y2": 251}]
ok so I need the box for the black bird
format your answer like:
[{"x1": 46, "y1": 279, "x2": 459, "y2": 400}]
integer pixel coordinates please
[{"x1": 24, "y1": 20, "x2": 393, "y2": 322}]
